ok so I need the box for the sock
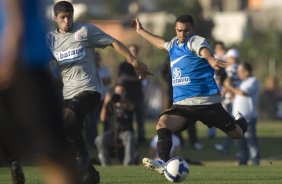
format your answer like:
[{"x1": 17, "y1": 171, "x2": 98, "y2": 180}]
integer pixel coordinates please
[
  {"x1": 157, "y1": 128, "x2": 172, "y2": 162},
  {"x1": 235, "y1": 118, "x2": 248, "y2": 133},
  {"x1": 64, "y1": 120, "x2": 90, "y2": 170},
  {"x1": 70, "y1": 133, "x2": 90, "y2": 168}
]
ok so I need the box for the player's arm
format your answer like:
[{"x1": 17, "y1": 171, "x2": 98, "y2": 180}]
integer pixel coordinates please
[
  {"x1": 200, "y1": 48, "x2": 228, "y2": 71},
  {"x1": 133, "y1": 18, "x2": 165, "y2": 50}
]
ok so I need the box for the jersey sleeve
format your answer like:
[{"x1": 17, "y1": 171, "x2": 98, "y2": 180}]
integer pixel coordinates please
[
  {"x1": 187, "y1": 35, "x2": 212, "y2": 57},
  {"x1": 87, "y1": 24, "x2": 114, "y2": 48},
  {"x1": 239, "y1": 78, "x2": 259, "y2": 96},
  {"x1": 163, "y1": 37, "x2": 177, "y2": 51}
]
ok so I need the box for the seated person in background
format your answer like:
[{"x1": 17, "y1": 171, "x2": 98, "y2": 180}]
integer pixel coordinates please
[
  {"x1": 95, "y1": 84, "x2": 136, "y2": 166},
  {"x1": 149, "y1": 134, "x2": 181, "y2": 160},
  {"x1": 149, "y1": 134, "x2": 203, "y2": 165}
]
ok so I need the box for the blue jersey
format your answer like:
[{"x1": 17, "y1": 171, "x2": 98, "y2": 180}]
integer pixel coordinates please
[
  {"x1": 20, "y1": 0, "x2": 52, "y2": 67},
  {"x1": 0, "y1": 0, "x2": 51, "y2": 67},
  {"x1": 0, "y1": 0, "x2": 4, "y2": 37},
  {"x1": 169, "y1": 34, "x2": 220, "y2": 103}
]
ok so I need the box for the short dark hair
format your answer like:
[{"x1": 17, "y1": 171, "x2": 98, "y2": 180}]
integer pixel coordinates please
[
  {"x1": 241, "y1": 62, "x2": 252, "y2": 73},
  {"x1": 53, "y1": 1, "x2": 74, "y2": 16},
  {"x1": 175, "y1": 15, "x2": 194, "y2": 27},
  {"x1": 213, "y1": 41, "x2": 225, "y2": 50}
]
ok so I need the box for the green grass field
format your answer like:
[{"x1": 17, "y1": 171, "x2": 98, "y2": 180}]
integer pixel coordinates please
[{"x1": 1, "y1": 120, "x2": 282, "y2": 183}]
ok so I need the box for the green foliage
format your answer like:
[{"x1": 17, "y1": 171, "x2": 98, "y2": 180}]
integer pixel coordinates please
[
  {"x1": 232, "y1": 25, "x2": 282, "y2": 81},
  {"x1": 156, "y1": 0, "x2": 214, "y2": 40}
]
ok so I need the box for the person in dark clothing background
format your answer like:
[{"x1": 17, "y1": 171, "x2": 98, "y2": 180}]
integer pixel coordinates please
[{"x1": 119, "y1": 44, "x2": 146, "y2": 144}]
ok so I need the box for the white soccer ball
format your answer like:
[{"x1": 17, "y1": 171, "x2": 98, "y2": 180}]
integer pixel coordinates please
[{"x1": 164, "y1": 158, "x2": 189, "y2": 183}]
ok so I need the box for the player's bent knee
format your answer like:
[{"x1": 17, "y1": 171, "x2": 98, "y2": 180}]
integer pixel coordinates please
[
  {"x1": 63, "y1": 108, "x2": 76, "y2": 125},
  {"x1": 156, "y1": 115, "x2": 170, "y2": 130}
]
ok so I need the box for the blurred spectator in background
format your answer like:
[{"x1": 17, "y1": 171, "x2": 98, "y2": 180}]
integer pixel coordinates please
[
  {"x1": 95, "y1": 84, "x2": 136, "y2": 166},
  {"x1": 208, "y1": 41, "x2": 227, "y2": 139},
  {"x1": 119, "y1": 44, "x2": 146, "y2": 144},
  {"x1": 214, "y1": 48, "x2": 240, "y2": 155},
  {"x1": 259, "y1": 75, "x2": 280, "y2": 119},
  {"x1": 225, "y1": 49, "x2": 241, "y2": 87},
  {"x1": 213, "y1": 41, "x2": 226, "y2": 60},
  {"x1": 224, "y1": 62, "x2": 260, "y2": 165},
  {"x1": 149, "y1": 134, "x2": 203, "y2": 165},
  {"x1": 84, "y1": 52, "x2": 112, "y2": 148},
  {"x1": 149, "y1": 134, "x2": 181, "y2": 160}
]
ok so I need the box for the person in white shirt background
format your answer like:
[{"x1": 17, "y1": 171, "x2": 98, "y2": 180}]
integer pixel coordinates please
[{"x1": 224, "y1": 62, "x2": 260, "y2": 165}]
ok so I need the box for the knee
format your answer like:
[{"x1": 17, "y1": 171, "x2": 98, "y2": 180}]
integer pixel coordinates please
[
  {"x1": 156, "y1": 116, "x2": 169, "y2": 130},
  {"x1": 63, "y1": 108, "x2": 76, "y2": 125}
]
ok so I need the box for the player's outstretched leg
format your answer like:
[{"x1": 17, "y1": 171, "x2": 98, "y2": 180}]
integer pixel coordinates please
[{"x1": 142, "y1": 158, "x2": 165, "y2": 174}]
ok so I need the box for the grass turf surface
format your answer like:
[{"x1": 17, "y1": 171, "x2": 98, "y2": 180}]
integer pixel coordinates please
[
  {"x1": 1, "y1": 164, "x2": 282, "y2": 184},
  {"x1": 1, "y1": 120, "x2": 282, "y2": 183}
]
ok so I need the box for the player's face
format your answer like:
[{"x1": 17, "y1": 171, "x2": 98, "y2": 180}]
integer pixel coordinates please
[
  {"x1": 237, "y1": 64, "x2": 248, "y2": 80},
  {"x1": 175, "y1": 22, "x2": 194, "y2": 44},
  {"x1": 54, "y1": 11, "x2": 74, "y2": 33}
]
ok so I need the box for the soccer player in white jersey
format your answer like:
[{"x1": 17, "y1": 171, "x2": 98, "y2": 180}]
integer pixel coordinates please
[
  {"x1": 133, "y1": 15, "x2": 249, "y2": 175},
  {"x1": 48, "y1": 1, "x2": 151, "y2": 183}
]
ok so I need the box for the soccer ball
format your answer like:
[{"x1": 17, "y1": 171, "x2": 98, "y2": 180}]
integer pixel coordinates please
[{"x1": 164, "y1": 158, "x2": 189, "y2": 183}]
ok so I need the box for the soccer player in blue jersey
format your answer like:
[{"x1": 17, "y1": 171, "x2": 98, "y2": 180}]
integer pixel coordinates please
[{"x1": 133, "y1": 15, "x2": 248, "y2": 174}]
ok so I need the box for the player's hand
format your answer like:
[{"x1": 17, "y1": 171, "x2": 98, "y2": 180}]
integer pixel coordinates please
[
  {"x1": 209, "y1": 58, "x2": 228, "y2": 71},
  {"x1": 132, "y1": 18, "x2": 143, "y2": 33},
  {"x1": 132, "y1": 61, "x2": 153, "y2": 79}
]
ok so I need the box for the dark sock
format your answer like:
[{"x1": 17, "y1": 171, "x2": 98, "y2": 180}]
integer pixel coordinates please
[
  {"x1": 235, "y1": 118, "x2": 248, "y2": 133},
  {"x1": 157, "y1": 128, "x2": 172, "y2": 162},
  {"x1": 71, "y1": 134, "x2": 90, "y2": 167}
]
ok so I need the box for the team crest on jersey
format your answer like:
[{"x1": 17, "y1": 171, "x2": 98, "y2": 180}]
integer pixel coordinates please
[
  {"x1": 172, "y1": 67, "x2": 190, "y2": 86},
  {"x1": 74, "y1": 27, "x2": 86, "y2": 41}
]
